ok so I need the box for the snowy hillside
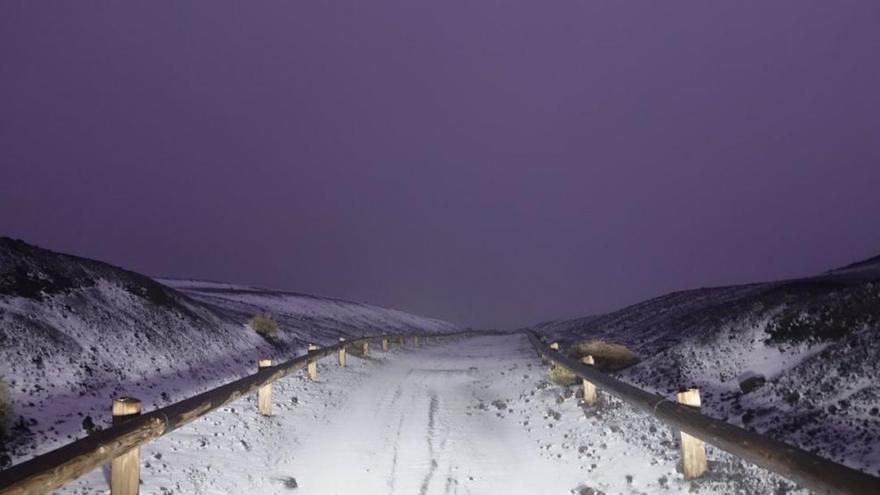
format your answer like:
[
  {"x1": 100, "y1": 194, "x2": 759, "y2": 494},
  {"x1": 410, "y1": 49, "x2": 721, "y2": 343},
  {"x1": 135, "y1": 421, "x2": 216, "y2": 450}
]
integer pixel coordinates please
[
  {"x1": 0, "y1": 238, "x2": 457, "y2": 467},
  {"x1": 158, "y1": 278, "x2": 458, "y2": 347},
  {"x1": 534, "y1": 259, "x2": 880, "y2": 475}
]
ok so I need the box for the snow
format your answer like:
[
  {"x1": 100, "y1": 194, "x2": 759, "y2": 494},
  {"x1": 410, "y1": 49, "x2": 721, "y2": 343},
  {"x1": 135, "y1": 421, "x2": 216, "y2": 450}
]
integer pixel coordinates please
[
  {"x1": 534, "y1": 277, "x2": 880, "y2": 476},
  {"x1": 0, "y1": 270, "x2": 457, "y2": 466},
  {"x1": 175, "y1": 284, "x2": 457, "y2": 337},
  {"x1": 156, "y1": 279, "x2": 259, "y2": 291},
  {"x1": 60, "y1": 334, "x2": 801, "y2": 494},
  {"x1": 3, "y1": 239, "x2": 877, "y2": 493}
]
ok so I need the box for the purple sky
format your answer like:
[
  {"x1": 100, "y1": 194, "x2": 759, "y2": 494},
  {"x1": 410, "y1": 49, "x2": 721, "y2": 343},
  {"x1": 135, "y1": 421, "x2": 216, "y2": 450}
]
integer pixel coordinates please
[{"x1": 2, "y1": 2, "x2": 880, "y2": 328}]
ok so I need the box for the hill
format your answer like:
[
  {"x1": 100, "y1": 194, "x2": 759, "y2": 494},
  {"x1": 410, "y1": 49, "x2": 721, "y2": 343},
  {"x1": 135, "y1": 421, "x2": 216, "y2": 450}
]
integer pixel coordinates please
[
  {"x1": 0, "y1": 237, "x2": 457, "y2": 466},
  {"x1": 533, "y1": 256, "x2": 880, "y2": 474}
]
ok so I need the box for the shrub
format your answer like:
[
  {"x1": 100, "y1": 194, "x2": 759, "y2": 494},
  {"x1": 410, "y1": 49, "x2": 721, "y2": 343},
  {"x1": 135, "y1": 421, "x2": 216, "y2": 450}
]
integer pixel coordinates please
[
  {"x1": 548, "y1": 364, "x2": 579, "y2": 386},
  {"x1": 345, "y1": 342, "x2": 367, "y2": 358},
  {"x1": 567, "y1": 340, "x2": 640, "y2": 372},
  {"x1": 0, "y1": 377, "x2": 12, "y2": 438},
  {"x1": 248, "y1": 314, "x2": 279, "y2": 338},
  {"x1": 547, "y1": 339, "x2": 640, "y2": 385}
]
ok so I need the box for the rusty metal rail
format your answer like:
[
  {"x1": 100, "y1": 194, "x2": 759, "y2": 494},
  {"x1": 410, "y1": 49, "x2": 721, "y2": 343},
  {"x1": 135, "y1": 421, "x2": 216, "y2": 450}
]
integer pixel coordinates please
[
  {"x1": 527, "y1": 331, "x2": 880, "y2": 495},
  {"x1": 0, "y1": 332, "x2": 467, "y2": 495}
]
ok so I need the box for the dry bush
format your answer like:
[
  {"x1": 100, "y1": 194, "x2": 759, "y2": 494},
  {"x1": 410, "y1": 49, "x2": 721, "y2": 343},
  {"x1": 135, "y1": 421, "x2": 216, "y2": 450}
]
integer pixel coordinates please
[
  {"x1": 345, "y1": 342, "x2": 367, "y2": 358},
  {"x1": 546, "y1": 339, "x2": 640, "y2": 385},
  {"x1": 548, "y1": 364, "x2": 580, "y2": 386},
  {"x1": 248, "y1": 314, "x2": 279, "y2": 338},
  {"x1": 568, "y1": 340, "x2": 640, "y2": 371},
  {"x1": 0, "y1": 377, "x2": 12, "y2": 438}
]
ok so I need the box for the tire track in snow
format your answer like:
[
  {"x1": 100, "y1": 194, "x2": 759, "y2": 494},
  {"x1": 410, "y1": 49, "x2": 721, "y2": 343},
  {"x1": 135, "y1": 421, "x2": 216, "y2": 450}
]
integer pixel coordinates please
[
  {"x1": 418, "y1": 393, "x2": 440, "y2": 495},
  {"x1": 444, "y1": 467, "x2": 459, "y2": 495},
  {"x1": 388, "y1": 412, "x2": 406, "y2": 493},
  {"x1": 376, "y1": 384, "x2": 403, "y2": 421},
  {"x1": 383, "y1": 371, "x2": 411, "y2": 493},
  {"x1": 253, "y1": 335, "x2": 588, "y2": 494}
]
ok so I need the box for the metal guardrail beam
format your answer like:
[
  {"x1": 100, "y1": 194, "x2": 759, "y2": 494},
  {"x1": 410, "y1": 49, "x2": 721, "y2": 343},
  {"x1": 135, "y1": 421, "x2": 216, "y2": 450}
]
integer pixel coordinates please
[{"x1": 527, "y1": 331, "x2": 880, "y2": 495}]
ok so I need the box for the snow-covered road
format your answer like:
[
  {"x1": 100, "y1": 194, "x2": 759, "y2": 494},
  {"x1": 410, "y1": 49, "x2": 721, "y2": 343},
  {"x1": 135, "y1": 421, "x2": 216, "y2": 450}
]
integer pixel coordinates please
[
  {"x1": 63, "y1": 334, "x2": 799, "y2": 494},
  {"x1": 289, "y1": 334, "x2": 582, "y2": 494}
]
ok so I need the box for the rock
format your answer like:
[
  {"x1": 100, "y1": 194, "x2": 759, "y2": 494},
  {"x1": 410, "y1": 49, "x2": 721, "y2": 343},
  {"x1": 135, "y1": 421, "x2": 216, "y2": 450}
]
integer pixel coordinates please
[
  {"x1": 574, "y1": 486, "x2": 606, "y2": 495},
  {"x1": 81, "y1": 416, "x2": 99, "y2": 435},
  {"x1": 782, "y1": 390, "x2": 800, "y2": 405},
  {"x1": 738, "y1": 372, "x2": 766, "y2": 394}
]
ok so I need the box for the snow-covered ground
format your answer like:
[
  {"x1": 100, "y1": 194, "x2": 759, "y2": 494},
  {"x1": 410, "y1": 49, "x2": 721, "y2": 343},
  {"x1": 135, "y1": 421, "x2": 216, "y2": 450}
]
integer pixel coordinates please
[
  {"x1": 534, "y1": 267, "x2": 880, "y2": 476},
  {"x1": 0, "y1": 238, "x2": 458, "y2": 467},
  {"x1": 60, "y1": 334, "x2": 801, "y2": 495},
  {"x1": 3, "y1": 239, "x2": 876, "y2": 493},
  {"x1": 161, "y1": 278, "x2": 458, "y2": 346}
]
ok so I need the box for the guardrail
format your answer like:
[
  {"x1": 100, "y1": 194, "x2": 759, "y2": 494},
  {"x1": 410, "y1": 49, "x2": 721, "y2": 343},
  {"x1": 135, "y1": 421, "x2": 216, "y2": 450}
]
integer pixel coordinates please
[
  {"x1": 0, "y1": 331, "x2": 466, "y2": 495},
  {"x1": 527, "y1": 331, "x2": 880, "y2": 495}
]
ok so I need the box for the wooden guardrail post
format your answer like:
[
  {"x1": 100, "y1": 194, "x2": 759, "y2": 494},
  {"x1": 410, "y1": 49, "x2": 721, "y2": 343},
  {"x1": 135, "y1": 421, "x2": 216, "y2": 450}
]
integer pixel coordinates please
[
  {"x1": 382, "y1": 337, "x2": 389, "y2": 351},
  {"x1": 110, "y1": 397, "x2": 142, "y2": 495},
  {"x1": 362, "y1": 341, "x2": 369, "y2": 356},
  {"x1": 677, "y1": 388, "x2": 707, "y2": 479},
  {"x1": 398, "y1": 336, "x2": 405, "y2": 346},
  {"x1": 338, "y1": 338, "x2": 346, "y2": 367},
  {"x1": 257, "y1": 359, "x2": 273, "y2": 416},
  {"x1": 581, "y1": 355, "x2": 597, "y2": 405},
  {"x1": 307, "y1": 344, "x2": 318, "y2": 381}
]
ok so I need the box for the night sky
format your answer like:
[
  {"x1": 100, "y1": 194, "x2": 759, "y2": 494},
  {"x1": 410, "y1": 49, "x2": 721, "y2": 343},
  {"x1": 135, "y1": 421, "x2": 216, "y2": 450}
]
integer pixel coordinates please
[{"x1": 2, "y1": 2, "x2": 879, "y2": 328}]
